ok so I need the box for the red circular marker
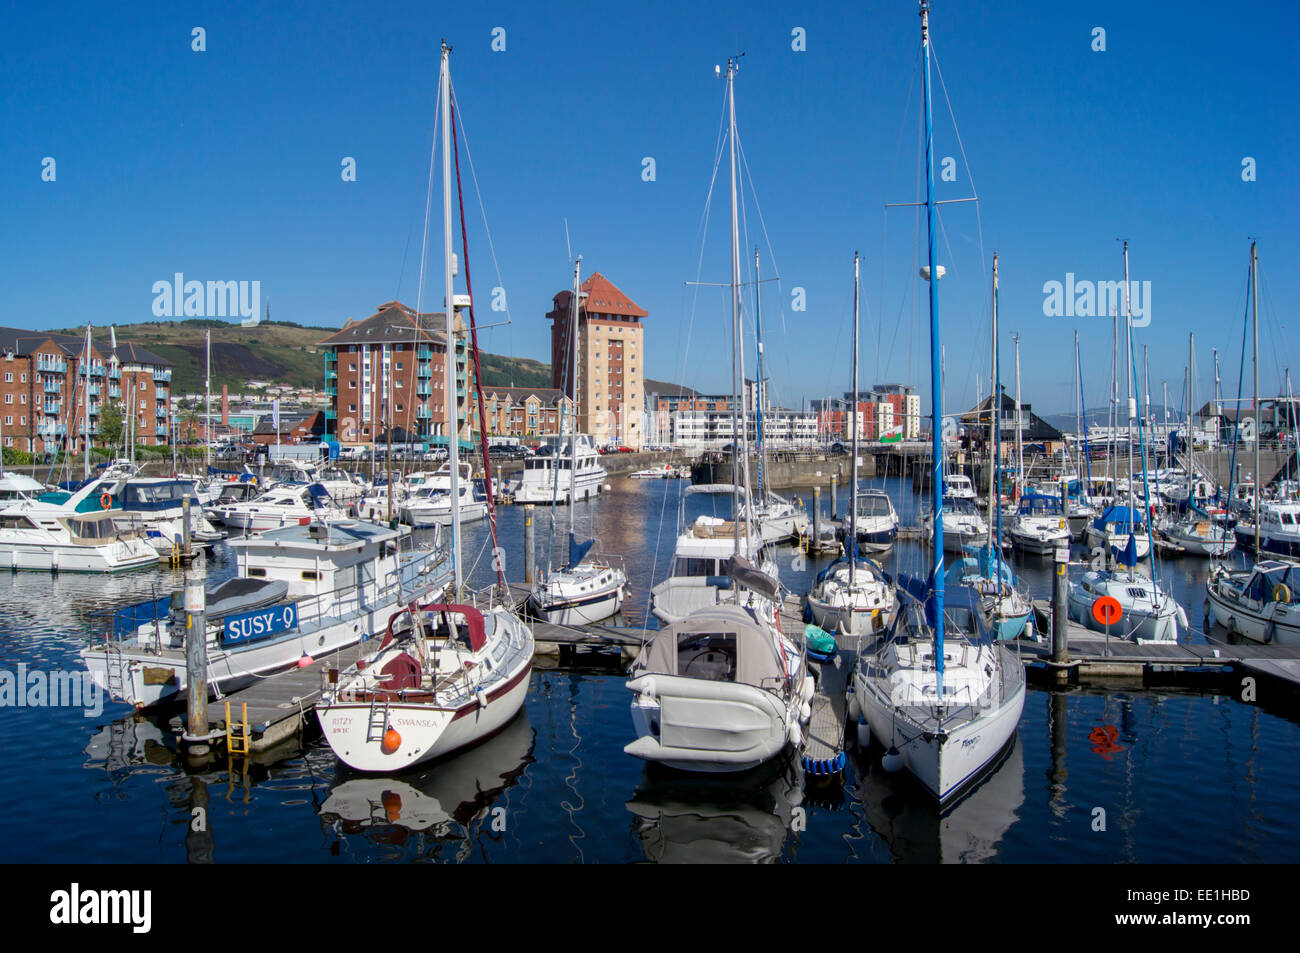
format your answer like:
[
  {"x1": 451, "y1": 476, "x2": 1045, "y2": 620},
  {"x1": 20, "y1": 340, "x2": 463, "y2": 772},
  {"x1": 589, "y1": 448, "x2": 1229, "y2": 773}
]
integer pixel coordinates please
[{"x1": 1092, "y1": 596, "x2": 1123, "y2": 627}]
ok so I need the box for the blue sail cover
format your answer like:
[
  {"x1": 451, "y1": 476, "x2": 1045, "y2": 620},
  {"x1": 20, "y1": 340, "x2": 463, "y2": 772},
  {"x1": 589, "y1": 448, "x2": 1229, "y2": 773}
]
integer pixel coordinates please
[
  {"x1": 1094, "y1": 504, "x2": 1145, "y2": 534},
  {"x1": 1111, "y1": 532, "x2": 1140, "y2": 567},
  {"x1": 567, "y1": 533, "x2": 594, "y2": 569}
]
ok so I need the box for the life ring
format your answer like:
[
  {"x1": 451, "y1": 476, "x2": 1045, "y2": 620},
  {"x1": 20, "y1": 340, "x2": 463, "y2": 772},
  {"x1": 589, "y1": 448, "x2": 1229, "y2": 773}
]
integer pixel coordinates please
[
  {"x1": 99, "y1": 493, "x2": 112, "y2": 510},
  {"x1": 1273, "y1": 583, "x2": 1291, "y2": 604}
]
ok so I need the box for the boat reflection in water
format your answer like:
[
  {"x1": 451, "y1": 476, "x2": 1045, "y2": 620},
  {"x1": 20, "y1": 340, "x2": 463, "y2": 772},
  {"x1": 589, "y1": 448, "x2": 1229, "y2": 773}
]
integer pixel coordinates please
[
  {"x1": 853, "y1": 733, "x2": 1024, "y2": 863},
  {"x1": 318, "y1": 711, "x2": 535, "y2": 845},
  {"x1": 625, "y1": 757, "x2": 804, "y2": 863}
]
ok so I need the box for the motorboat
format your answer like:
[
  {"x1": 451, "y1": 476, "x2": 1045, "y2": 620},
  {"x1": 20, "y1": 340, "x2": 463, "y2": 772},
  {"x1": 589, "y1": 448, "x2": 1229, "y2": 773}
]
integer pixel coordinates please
[
  {"x1": 0, "y1": 476, "x2": 158, "y2": 572},
  {"x1": 1009, "y1": 493, "x2": 1071, "y2": 555},
  {"x1": 1207, "y1": 559, "x2": 1300, "y2": 645},
  {"x1": 213, "y1": 482, "x2": 350, "y2": 533}
]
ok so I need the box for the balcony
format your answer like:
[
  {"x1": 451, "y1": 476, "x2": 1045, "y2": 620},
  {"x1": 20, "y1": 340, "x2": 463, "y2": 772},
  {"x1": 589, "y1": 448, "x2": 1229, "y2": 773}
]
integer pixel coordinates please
[
  {"x1": 38, "y1": 424, "x2": 67, "y2": 437},
  {"x1": 325, "y1": 369, "x2": 337, "y2": 380},
  {"x1": 89, "y1": 362, "x2": 106, "y2": 377},
  {"x1": 108, "y1": 367, "x2": 121, "y2": 380},
  {"x1": 152, "y1": 368, "x2": 171, "y2": 382},
  {"x1": 43, "y1": 381, "x2": 60, "y2": 394},
  {"x1": 36, "y1": 357, "x2": 66, "y2": 374},
  {"x1": 417, "y1": 365, "x2": 432, "y2": 378},
  {"x1": 156, "y1": 425, "x2": 168, "y2": 436},
  {"x1": 43, "y1": 402, "x2": 61, "y2": 415},
  {"x1": 416, "y1": 405, "x2": 432, "y2": 419},
  {"x1": 417, "y1": 347, "x2": 433, "y2": 360},
  {"x1": 156, "y1": 388, "x2": 168, "y2": 401},
  {"x1": 88, "y1": 384, "x2": 100, "y2": 397},
  {"x1": 156, "y1": 406, "x2": 167, "y2": 418},
  {"x1": 108, "y1": 386, "x2": 121, "y2": 398},
  {"x1": 417, "y1": 382, "x2": 432, "y2": 396},
  {"x1": 78, "y1": 424, "x2": 99, "y2": 436},
  {"x1": 88, "y1": 402, "x2": 101, "y2": 416},
  {"x1": 325, "y1": 384, "x2": 337, "y2": 396},
  {"x1": 324, "y1": 409, "x2": 337, "y2": 420}
]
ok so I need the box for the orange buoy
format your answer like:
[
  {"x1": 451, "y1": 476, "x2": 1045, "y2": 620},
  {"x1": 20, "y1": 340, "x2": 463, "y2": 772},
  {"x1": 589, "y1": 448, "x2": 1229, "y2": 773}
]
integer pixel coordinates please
[
  {"x1": 99, "y1": 492, "x2": 112, "y2": 510},
  {"x1": 381, "y1": 728, "x2": 401, "y2": 753},
  {"x1": 1091, "y1": 595, "x2": 1123, "y2": 627},
  {"x1": 296, "y1": 655, "x2": 314, "y2": 668}
]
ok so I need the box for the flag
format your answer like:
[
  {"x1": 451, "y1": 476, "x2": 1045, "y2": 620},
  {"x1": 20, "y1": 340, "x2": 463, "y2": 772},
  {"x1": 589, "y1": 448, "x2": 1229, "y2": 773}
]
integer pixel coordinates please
[{"x1": 880, "y1": 425, "x2": 903, "y2": 443}]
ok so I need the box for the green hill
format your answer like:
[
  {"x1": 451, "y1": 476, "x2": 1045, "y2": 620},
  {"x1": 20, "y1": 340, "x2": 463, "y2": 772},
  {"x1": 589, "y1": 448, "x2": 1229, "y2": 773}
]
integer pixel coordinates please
[{"x1": 53, "y1": 320, "x2": 553, "y2": 395}]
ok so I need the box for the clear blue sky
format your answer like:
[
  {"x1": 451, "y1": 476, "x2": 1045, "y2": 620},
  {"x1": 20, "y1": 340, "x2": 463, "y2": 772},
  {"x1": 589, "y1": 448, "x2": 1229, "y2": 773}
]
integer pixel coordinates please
[{"x1": 2, "y1": 1, "x2": 1296, "y2": 419}]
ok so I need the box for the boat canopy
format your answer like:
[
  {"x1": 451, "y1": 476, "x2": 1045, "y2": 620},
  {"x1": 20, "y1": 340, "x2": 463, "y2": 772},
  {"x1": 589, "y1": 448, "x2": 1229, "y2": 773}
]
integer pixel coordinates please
[
  {"x1": 896, "y1": 574, "x2": 993, "y2": 643},
  {"x1": 1018, "y1": 494, "x2": 1064, "y2": 516},
  {"x1": 1094, "y1": 505, "x2": 1147, "y2": 531},
  {"x1": 1244, "y1": 562, "x2": 1300, "y2": 603},
  {"x1": 725, "y1": 554, "x2": 778, "y2": 600},
  {"x1": 634, "y1": 605, "x2": 788, "y2": 688}
]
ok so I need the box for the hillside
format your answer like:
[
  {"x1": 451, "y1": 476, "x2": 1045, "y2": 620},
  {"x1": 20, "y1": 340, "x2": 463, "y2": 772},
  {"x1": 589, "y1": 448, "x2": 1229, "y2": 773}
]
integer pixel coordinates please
[{"x1": 53, "y1": 320, "x2": 553, "y2": 395}]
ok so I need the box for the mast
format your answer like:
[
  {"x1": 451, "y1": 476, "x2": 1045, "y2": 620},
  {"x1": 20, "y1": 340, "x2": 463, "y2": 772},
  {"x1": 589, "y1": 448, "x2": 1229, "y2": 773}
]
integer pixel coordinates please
[
  {"x1": 920, "y1": 0, "x2": 945, "y2": 687},
  {"x1": 1252, "y1": 240, "x2": 1260, "y2": 554},
  {"x1": 987, "y1": 255, "x2": 997, "y2": 550},
  {"x1": 1123, "y1": 240, "x2": 1135, "y2": 580},
  {"x1": 755, "y1": 247, "x2": 768, "y2": 505},
  {"x1": 205, "y1": 329, "x2": 211, "y2": 473},
  {"x1": 850, "y1": 251, "x2": 860, "y2": 579},
  {"x1": 1013, "y1": 333, "x2": 1023, "y2": 500},
  {"x1": 569, "y1": 257, "x2": 581, "y2": 547},
  {"x1": 82, "y1": 325, "x2": 91, "y2": 480},
  {"x1": 726, "y1": 55, "x2": 743, "y2": 555},
  {"x1": 441, "y1": 40, "x2": 462, "y2": 594},
  {"x1": 1186, "y1": 333, "x2": 1194, "y2": 504}
]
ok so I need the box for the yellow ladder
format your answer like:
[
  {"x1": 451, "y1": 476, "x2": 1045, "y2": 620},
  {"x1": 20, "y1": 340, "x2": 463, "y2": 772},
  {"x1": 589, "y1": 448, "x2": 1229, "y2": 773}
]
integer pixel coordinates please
[{"x1": 224, "y1": 700, "x2": 251, "y2": 756}]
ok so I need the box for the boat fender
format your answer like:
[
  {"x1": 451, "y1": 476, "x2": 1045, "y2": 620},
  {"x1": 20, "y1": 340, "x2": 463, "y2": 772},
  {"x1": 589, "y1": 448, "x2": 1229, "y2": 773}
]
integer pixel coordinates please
[
  {"x1": 799, "y1": 701, "x2": 812, "y2": 722},
  {"x1": 881, "y1": 745, "x2": 904, "y2": 773},
  {"x1": 788, "y1": 722, "x2": 801, "y2": 748},
  {"x1": 848, "y1": 692, "x2": 861, "y2": 722},
  {"x1": 801, "y1": 675, "x2": 816, "y2": 703},
  {"x1": 856, "y1": 717, "x2": 871, "y2": 748},
  {"x1": 381, "y1": 728, "x2": 401, "y2": 754}
]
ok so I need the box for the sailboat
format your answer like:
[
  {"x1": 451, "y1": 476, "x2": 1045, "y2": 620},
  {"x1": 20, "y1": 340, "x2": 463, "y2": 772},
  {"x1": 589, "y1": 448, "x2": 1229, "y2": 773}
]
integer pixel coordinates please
[
  {"x1": 806, "y1": 252, "x2": 896, "y2": 639},
  {"x1": 954, "y1": 255, "x2": 1033, "y2": 642},
  {"x1": 851, "y1": 1, "x2": 1025, "y2": 804},
  {"x1": 529, "y1": 257, "x2": 628, "y2": 625},
  {"x1": 649, "y1": 59, "x2": 781, "y2": 629},
  {"x1": 1160, "y1": 333, "x2": 1235, "y2": 556},
  {"x1": 316, "y1": 41, "x2": 534, "y2": 772},
  {"x1": 626, "y1": 57, "x2": 812, "y2": 773},
  {"x1": 1067, "y1": 242, "x2": 1185, "y2": 643}
]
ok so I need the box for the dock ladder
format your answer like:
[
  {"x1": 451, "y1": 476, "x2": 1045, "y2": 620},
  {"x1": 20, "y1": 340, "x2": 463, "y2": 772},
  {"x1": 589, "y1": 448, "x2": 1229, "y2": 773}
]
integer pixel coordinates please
[{"x1": 225, "y1": 700, "x2": 251, "y2": 756}]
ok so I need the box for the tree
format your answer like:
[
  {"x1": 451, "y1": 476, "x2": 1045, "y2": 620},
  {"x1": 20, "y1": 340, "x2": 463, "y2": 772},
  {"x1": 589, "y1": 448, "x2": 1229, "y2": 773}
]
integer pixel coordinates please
[{"x1": 98, "y1": 401, "x2": 124, "y2": 451}]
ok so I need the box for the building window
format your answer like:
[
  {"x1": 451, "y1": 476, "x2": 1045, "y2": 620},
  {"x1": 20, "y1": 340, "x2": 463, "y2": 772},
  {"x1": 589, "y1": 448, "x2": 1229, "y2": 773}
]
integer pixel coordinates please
[
  {"x1": 19, "y1": 374, "x2": 25, "y2": 383},
  {"x1": 19, "y1": 395, "x2": 25, "y2": 405},
  {"x1": 19, "y1": 416, "x2": 24, "y2": 426},
  {"x1": 3, "y1": 416, "x2": 10, "y2": 426},
  {"x1": 3, "y1": 373, "x2": 9, "y2": 383},
  {"x1": 3, "y1": 395, "x2": 9, "y2": 405}
]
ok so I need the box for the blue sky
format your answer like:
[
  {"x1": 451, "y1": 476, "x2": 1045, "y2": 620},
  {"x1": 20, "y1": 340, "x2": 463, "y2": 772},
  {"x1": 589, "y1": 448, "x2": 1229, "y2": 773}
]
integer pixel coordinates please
[{"x1": 2, "y1": 1, "x2": 1296, "y2": 419}]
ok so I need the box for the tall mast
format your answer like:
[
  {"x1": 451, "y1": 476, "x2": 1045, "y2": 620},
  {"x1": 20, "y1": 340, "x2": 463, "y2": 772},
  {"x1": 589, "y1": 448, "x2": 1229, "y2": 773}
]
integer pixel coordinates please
[
  {"x1": 1187, "y1": 333, "x2": 1194, "y2": 502},
  {"x1": 920, "y1": 0, "x2": 945, "y2": 686},
  {"x1": 441, "y1": 40, "x2": 462, "y2": 593},
  {"x1": 1123, "y1": 240, "x2": 1135, "y2": 579},
  {"x1": 987, "y1": 255, "x2": 998, "y2": 549},
  {"x1": 569, "y1": 257, "x2": 582, "y2": 544},
  {"x1": 205, "y1": 329, "x2": 211, "y2": 473},
  {"x1": 1252, "y1": 240, "x2": 1260, "y2": 553},
  {"x1": 850, "y1": 251, "x2": 860, "y2": 579},
  {"x1": 83, "y1": 325, "x2": 91, "y2": 481},
  {"x1": 1073, "y1": 329, "x2": 1081, "y2": 478},
  {"x1": 755, "y1": 247, "x2": 768, "y2": 504},
  {"x1": 1013, "y1": 332, "x2": 1023, "y2": 498},
  {"x1": 726, "y1": 55, "x2": 743, "y2": 555}
]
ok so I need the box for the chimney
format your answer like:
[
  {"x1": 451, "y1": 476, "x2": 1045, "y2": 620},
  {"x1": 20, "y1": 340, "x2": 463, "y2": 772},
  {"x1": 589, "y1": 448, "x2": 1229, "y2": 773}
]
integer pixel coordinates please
[{"x1": 221, "y1": 384, "x2": 229, "y2": 427}]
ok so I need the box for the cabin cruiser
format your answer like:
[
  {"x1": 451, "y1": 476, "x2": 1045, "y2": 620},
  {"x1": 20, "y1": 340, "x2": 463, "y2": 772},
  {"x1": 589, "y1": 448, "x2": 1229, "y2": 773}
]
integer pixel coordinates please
[
  {"x1": 0, "y1": 473, "x2": 48, "y2": 503},
  {"x1": 852, "y1": 579, "x2": 1026, "y2": 804},
  {"x1": 316, "y1": 601, "x2": 533, "y2": 771},
  {"x1": 740, "y1": 492, "x2": 812, "y2": 545},
  {"x1": 922, "y1": 497, "x2": 988, "y2": 555},
  {"x1": 399, "y1": 481, "x2": 488, "y2": 528},
  {"x1": 625, "y1": 601, "x2": 814, "y2": 773},
  {"x1": 513, "y1": 433, "x2": 607, "y2": 504},
  {"x1": 1084, "y1": 504, "x2": 1152, "y2": 560},
  {"x1": 1009, "y1": 493, "x2": 1071, "y2": 555},
  {"x1": 356, "y1": 483, "x2": 407, "y2": 522},
  {"x1": 1234, "y1": 500, "x2": 1300, "y2": 557},
  {"x1": 82, "y1": 520, "x2": 453, "y2": 708},
  {"x1": 943, "y1": 473, "x2": 978, "y2": 501},
  {"x1": 1207, "y1": 559, "x2": 1300, "y2": 645},
  {"x1": 211, "y1": 482, "x2": 349, "y2": 533},
  {"x1": 0, "y1": 476, "x2": 158, "y2": 572},
  {"x1": 845, "y1": 489, "x2": 899, "y2": 553},
  {"x1": 1160, "y1": 505, "x2": 1235, "y2": 557},
  {"x1": 650, "y1": 486, "x2": 781, "y2": 626},
  {"x1": 204, "y1": 476, "x2": 262, "y2": 522},
  {"x1": 117, "y1": 478, "x2": 226, "y2": 556}
]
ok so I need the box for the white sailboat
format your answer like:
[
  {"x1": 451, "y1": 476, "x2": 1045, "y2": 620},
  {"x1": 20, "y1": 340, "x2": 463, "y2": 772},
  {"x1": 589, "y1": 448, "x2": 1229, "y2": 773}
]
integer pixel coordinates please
[
  {"x1": 626, "y1": 57, "x2": 810, "y2": 773},
  {"x1": 529, "y1": 257, "x2": 627, "y2": 625},
  {"x1": 852, "y1": 1, "x2": 1025, "y2": 805},
  {"x1": 316, "y1": 41, "x2": 533, "y2": 772},
  {"x1": 806, "y1": 252, "x2": 896, "y2": 639}
]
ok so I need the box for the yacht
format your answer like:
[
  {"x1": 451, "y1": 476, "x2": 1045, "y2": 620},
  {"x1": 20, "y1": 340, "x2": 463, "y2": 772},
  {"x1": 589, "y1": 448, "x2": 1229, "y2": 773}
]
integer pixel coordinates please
[
  {"x1": 512, "y1": 433, "x2": 607, "y2": 504},
  {"x1": 847, "y1": 488, "x2": 899, "y2": 553},
  {"x1": 1207, "y1": 559, "x2": 1300, "y2": 645},
  {"x1": 943, "y1": 473, "x2": 978, "y2": 501},
  {"x1": 399, "y1": 481, "x2": 488, "y2": 528},
  {"x1": 806, "y1": 554, "x2": 895, "y2": 638},
  {"x1": 922, "y1": 497, "x2": 988, "y2": 554},
  {"x1": 211, "y1": 482, "x2": 349, "y2": 533},
  {"x1": 0, "y1": 476, "x2": 157, "y2": 572},
  {"x1": 1084, "y1": 504, "x2": 1151, "y2": 560},
  {"x1": 83, "y1": 519, "x2": 453, "y2": 707},
  {"x1": 1234, "y1": 500, "x2": 1300, "y2": 557},
  {"x1": 1009, "y1": 493, "x2": 1071, "y2": 555},
  {"x1": 1067, "y1": 540, "x2": 1184, "y2": 643}
]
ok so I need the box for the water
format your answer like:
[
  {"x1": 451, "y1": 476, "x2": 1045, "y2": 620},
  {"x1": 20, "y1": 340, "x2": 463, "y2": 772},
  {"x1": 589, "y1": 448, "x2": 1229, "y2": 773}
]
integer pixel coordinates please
[{"x1": 2, "y1": 477, "x2": 1297, "y2": 863}]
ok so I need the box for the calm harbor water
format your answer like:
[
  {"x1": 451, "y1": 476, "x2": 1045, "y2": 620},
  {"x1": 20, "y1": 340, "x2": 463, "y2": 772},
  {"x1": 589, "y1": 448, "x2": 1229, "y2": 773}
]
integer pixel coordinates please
[{"x1": 1, "y1": 476, "x2": 1297, "y2": 863}]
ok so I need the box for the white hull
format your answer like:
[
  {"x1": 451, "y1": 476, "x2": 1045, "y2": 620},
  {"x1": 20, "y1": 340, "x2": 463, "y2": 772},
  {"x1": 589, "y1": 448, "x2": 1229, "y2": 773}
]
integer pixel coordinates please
[
  {"x1": 0, "y1": 537, "x2": 157, "y2": 573},
  {"x1": 512, "y1": 470, "x2": 605, "y2": 504},
  {"x1": 529, "y1": 584, "x2": 623, "y2": 626},
  {"x1": 400, "y1": 501, "x2": 489, "y2": 528}
]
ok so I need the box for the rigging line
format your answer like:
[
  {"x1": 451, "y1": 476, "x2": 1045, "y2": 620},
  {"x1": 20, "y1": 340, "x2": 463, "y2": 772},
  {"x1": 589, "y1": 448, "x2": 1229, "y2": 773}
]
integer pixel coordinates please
[
  {"x1": 451, "y1": 89, "x2": 504, "y2": 590},
  {"x1": 401, "y1": 78, "x2": 442, "y2": 444},
  {"x1": 929, "y1": 42, "x2": 987, "y2": 285}
]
